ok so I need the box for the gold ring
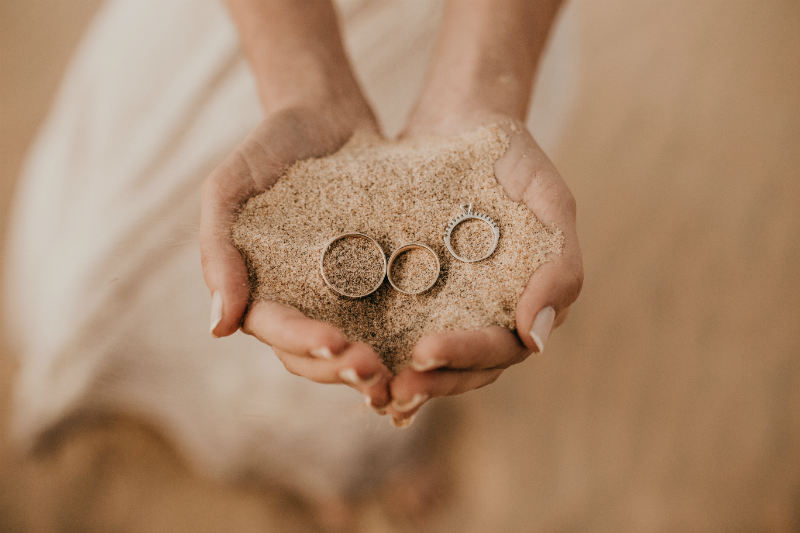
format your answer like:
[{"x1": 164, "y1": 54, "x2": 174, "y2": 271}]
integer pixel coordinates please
[
  {"x1": 386, "y1": 242, "x2": 440, "y2": 295},
  {"x1": 319, "y1": 232, "x2": 386, "y2": 298}
]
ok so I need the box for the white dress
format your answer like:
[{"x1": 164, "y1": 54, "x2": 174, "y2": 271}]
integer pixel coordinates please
[{"x1": 4, "y1": 0, "x2": 578, "y2": 500}]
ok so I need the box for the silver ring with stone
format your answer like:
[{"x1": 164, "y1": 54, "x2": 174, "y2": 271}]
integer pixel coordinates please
[
  {"x1": 320, "y1": 232, "x2": 387, "y2": 298},
  {"x1": 444, "y1": 203, "x2": 500, "y2": 263},
  {"x1": 386, "y1": 242, "x2": 440, "y2": 295}
]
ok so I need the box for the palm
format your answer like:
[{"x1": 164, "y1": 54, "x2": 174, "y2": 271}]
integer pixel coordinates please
[
  {"x1": 386, "y1": 120, "x2": 583, "y2": 425},
  {"x1": 200, "y1": 106, "x2": 394, "y2": 409}
]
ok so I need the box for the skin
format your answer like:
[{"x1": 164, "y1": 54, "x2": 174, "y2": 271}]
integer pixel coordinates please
[{"x1": 200, "y1": 0, "x2": 583, "y2": 424}]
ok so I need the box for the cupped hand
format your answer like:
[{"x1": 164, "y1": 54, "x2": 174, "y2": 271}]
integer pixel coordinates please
[
  {"x1": 387, "y1": 118, "x2": 584, "y2": 426},
  {"x1": 200, "y1": 102, "x2": 393, "y2": 408}
]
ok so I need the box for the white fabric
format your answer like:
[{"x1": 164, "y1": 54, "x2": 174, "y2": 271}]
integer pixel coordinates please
[{"x1": 4, "y1": 0, "x2": 578, "y2": 498}]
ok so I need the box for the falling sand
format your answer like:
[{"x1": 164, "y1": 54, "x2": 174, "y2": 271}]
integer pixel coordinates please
[{"x1": 233, "y1": 124, "x2": 563, "y2": 371}]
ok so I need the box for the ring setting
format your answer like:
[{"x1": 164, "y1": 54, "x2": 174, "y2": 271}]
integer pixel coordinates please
[{"x1": 444, "y1": 203, "x2": 500, "y2": 263}]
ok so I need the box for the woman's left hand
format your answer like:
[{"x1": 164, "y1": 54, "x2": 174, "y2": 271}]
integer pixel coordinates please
[{"x1": 386, "y1": 118, "x2": 583, "y2": 427}]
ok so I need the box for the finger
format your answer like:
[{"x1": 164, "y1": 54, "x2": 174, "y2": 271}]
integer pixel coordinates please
[
  {"x1": 338, "y1": 342, "x2": 393, "y2": 410},
  {"x1": 242, "y1": 300, "x2": 349, "y2": 358},
  {"x1": 273, "y1": 342, "x2": 392, "y2": 408},
  {"x1": 515, "y1": 239, "x2": 583, "y2": 353},
  {"x1": 515, "y1": 169, "x2": 582, "y2": 354},
  {"x1": 386, "y1": 367, "x2": 503, "y2": 426},
  {"x1": 200, "y1": 140, "x2": 270, "y2": 338},
  {"x1": 409, "y1": 326, "x2": 528, "y2": 372}
]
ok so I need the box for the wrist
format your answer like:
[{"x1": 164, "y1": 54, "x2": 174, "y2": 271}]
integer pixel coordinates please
[
  {"x1": 226, "y1": 0, "x2": 372, "y2": 121},
  {"x1": 249, "y1": 48, "x2": 362, "y2": 113},
  {"x1": 256, "y1": 69, "x2": 377, "y2": 141},
  {"x1": 405, "y1": 0, "x2": 561, "y2": 136},
  {"x1": 405, "y1": 71, "x2": 531, "y2": 136}
]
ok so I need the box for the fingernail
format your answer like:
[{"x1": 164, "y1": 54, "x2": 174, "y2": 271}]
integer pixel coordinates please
[
  {"x1": 209, "y1": 290, "x2": 223, "y2": 336},
  {"x1": 310, "y1": 346, "x2": 336, "y2": 360},
  {"x1": 391, "y1": 413, "x2": 417, "y2": 428},
  {"x1": 339, "y1": 368, "x2": 380, "y2": 388},
  {"x1": 410, "y1": 357, "x2": 447, "y2": 372},
  {"x1": 391, "y1": 393, "x2": 429, "y2": 413},
  {"x1": 530, "y1": 306, "x2": 556, "y2": 353},
  {"x1": 364, "y1": 395, "x2": 387, "y2": 415}
]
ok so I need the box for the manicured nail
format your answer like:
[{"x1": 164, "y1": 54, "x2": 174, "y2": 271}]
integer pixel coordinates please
[
  {"x1": 391, "y1": 413, "x2": 417, "y2": 428},
  {"x1": 410, "y1": 357, "x2": 447, "y2": 372},
  {"x1": 310, "y1": 346, "x2": 336, "y2": 360},
  {"x1": 364, "y1": 395, "x2": 387, "y2": 415},
  {"x1": 391, "y1": 393, "x2": 429, "y2": 413},
  {"x1": 530, "y1": 306, "x2": 556, "y2": 353},
  {"x1": 339, "y1": 368, "x2": 380, "y2": 387},
  {"x1": 209, "y1": 290, "x2": 223, "y2": 336}
]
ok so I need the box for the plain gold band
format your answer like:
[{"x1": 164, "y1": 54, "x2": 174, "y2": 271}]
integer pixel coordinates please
[
  {"x1": 319, "y1": 232, "x2": 387, "y2": 298},
  {"x1": 386, "y1": 242, "x2": 441, "y2": 295}
]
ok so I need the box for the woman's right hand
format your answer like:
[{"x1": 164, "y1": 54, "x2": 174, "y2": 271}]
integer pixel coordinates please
[{"x1": 200, "y1": 101, "x2": 394, "y2": 410}]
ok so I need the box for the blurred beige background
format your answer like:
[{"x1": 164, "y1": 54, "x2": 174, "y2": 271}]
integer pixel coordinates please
[{"x1": 1, "y1": 1, "x2": 799, "y2": 531}]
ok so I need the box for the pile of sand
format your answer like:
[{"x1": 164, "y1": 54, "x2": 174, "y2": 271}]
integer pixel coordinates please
[{"x1": 232, "y1": 124, "x2": 562, "y2": 371}]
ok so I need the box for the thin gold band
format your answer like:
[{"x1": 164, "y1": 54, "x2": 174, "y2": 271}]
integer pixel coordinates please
[{"x1": 386, "y1": 242, "x2": 441, "y2": 295}]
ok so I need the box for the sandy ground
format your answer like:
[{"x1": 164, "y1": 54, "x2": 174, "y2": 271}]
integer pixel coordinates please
[{"x1": 1, "y1": 1, "x2": 799, "y2": 531}]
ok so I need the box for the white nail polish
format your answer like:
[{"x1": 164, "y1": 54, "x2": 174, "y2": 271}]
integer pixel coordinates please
[
  {"x1": 391, "y1": 393, "x2": 429, "y2": 413},
  {"x1": 530, "y1": 306, "x2": 556, "y2": 353},
  {"x1": 310, "y1": 346, "x2": 335, "y2": 360},
  {"x1": 410, "y1": 358, "x2": 447, "y2": 372},
  {"x1": 339, "y1": 368, "x2": 380, "y2": 387},
  {"x1": 391, "y1": 413, "x2": 417, "y2": 428},
  {"x1": 209, "y1": 290, "x2": 223, "y2": 336}
]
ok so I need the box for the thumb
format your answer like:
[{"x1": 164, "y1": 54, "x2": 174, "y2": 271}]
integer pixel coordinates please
[
  {"x1": 200, "y1": 160, "x2": 256, "y2": 337},
  {"x1": 494, "y1": 124, "x2": 584, "y2": 353},
  {"x1": 515, "y1": 240, "x2": 583, "y2": 353}
]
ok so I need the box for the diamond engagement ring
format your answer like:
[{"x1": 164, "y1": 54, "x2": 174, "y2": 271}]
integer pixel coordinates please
[
  {"x1": 444, "y1": 203, "x2": 500, "y2": 263},
  {"x1": 320, "y1": 232, "x2": 387, "y2": 298},
  {"x1": 386, "y1": 242, "x2": 441, "y2": 295}
]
